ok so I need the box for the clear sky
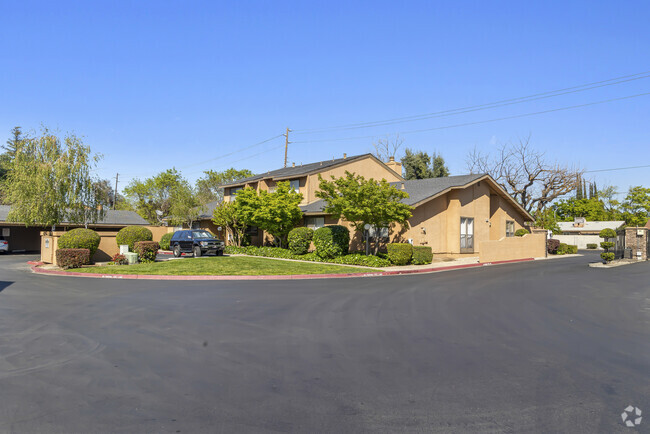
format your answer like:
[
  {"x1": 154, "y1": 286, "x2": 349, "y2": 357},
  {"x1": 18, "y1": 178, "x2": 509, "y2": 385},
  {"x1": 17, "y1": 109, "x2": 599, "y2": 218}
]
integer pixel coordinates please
[{"x1": 1, "y1": 1, "x2": 648, "y2": 197}]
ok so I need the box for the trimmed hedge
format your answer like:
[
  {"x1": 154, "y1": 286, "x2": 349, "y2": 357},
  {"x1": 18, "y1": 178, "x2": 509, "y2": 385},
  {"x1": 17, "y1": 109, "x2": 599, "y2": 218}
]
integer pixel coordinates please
[
  {"x1": 599, "y1": 228, "x2": 617, "y2": 239},
  {"x1": 58, "y1": 228, "x2": 101, "y2": 256},
  {"x1": 159, "y1": 232, "x2": 173, "y2": 251},
  {"x1": 288, "y1": 227, "x2": 314, "y2": 255},
  {"x1": 547, "y1": 239, "x2": 560, "y2": 254},
  {"x1": 557, "y1": 243, "x2": 578, "y2": 255},
  {"x1": 116, "y1": 226, "x2": 153, "y2": 251},
  {"x1": 600, "y1": 241, "x2": 614, "y2": 250},
  {"x1": 56, "y1": 248, "x2": 90, "y2": 269},
  {"x1": 600, "y1": 252, "x2": 615, "y2": 263},
  {"x1": 412, "y1": 246, "x2": 433, "y2": 265},
  {"x1": 224, "y1": 245, "x2": 392, "y2": 267},
  {"x1": 134, "y1": 241, "x2": 159, "y2": 263},
  {"x1": 514, "y1": 228, "x2": 530, "y2": 237},
  {"x1": 313, "y1": 225, "x2": 350, "y2": 258},
  {"x1": 586, "y1": 243, "x2": 598, "y2": 249},
  {"x1": 387, "y1": 243, "x2": 413, "y2": 266}
]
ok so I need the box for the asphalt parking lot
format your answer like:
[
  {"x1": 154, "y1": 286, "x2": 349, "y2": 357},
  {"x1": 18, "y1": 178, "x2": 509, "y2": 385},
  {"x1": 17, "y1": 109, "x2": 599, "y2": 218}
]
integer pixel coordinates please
[{"x1": 0, "y1": 252, "x2": 648, "y2": 433}]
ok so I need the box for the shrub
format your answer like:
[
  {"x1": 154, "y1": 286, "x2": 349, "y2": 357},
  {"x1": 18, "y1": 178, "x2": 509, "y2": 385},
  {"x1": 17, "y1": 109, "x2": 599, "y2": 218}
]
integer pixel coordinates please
[
  {"x1": 599, "y1": 228, "x2": 617, "y2": 239},
  {"x1": 412, "y1": 246, "x2": 433, "y2": 265},
  {"x1": 111, "y1": 253, "x2": 128, "y2": 265},
  {"x1": 557, "y1": 243, "x2": 569, "y2": 255},
  {"x1": 223, "y1": 245, "x2": 392, "y2": 267},
  {"x1": 514, "y1": 228, "x2": 530, "y2": 237},
  {"x1": 159, "y1": 232, "x2": 174, "y2": 251},
  {"x1": 287, "y1": 227, "x2": 314, "y2": 255},
  {"x1": 387, "y1": 243, "x2": 413, "y2": 265},
  {"x1": 600, "y1": 241, "x2": 614, "y2": 250},
  {"x1": 134, "y1": 241, "x2": 159, "y2": 263},
  {"x1": 56, "y1": 248, "x2": 90, "y2": 269},
  {"x1": 313, "y1": 225, "x2": 350, "y2": 258},
  {"x1": 600, "y1": 252, "x2": 615, "y2": 263},
  {"x1": 586, "y1": 243, "x2": 598, "y2": 249},
  {"x1": 547, "y1": 239, "x2": 560, "y2": 254},
  {"x1": 58, "y1": 228, "x2": 101, "y2": 256},
  {"x1": 116, "y1": 226, "x2": 153, "y2": 252},
  {"x1": 567, "y1": 244, "x2": 578, "y2": 254}
]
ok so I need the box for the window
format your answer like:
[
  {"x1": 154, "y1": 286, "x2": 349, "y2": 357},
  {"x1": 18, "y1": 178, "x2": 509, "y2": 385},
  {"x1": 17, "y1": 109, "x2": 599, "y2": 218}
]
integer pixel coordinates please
[
  {"x1": 289, "y1": 179, "x2": 300, "y2": 193},
  {"x1": 305, "y1": 217, "x2": 324, "y2": 229},
  {"x1": 369, "y1": 226, "x2": 389, "y2": 239},
  {"x1": 506, "y1": 221, "x2": 515, "y2": 237},
  {"x1": 230, "y1": 187, "x2": 243, "y2": 201},
  {"x1": 460, "y1": 217, "x2": 474, "y2": 251}
]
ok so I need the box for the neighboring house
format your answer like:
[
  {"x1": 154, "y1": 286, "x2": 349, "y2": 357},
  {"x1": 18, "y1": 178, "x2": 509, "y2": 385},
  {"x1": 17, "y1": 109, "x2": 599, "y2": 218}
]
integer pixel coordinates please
[
  {"x1": 207, "y1": 153, "x2": 536, "y2": 257},
  {"x1": 0, "y1": 205, "x2": 149, "y2": 253},
  {"x1": 554, "y1": 217, "x2": 625, "y2": 249}
]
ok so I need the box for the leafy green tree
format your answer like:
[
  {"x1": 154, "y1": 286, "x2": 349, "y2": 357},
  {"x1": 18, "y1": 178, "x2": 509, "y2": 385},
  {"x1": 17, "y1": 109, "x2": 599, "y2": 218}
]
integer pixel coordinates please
[
  {"x1": 124, "y1": 168, "x2": 183, "y2": 224},
  {"x1": 168, "y1": 181, "x2": 203, "y2": 228},
  {"x1": 402, "y1": 149, "x2": 450, "y2": 180},
  {"x1": 598, "y1": 185, "x2": 621, "y2": 220},
  {"x1": 196, "y1": 168, "x2": 253, "y2": 204},
  {"x1": 533, "y1": 208, "x2": 560, "y2": 234},
  {"x1": 316, "y1": 171, "x2": 412, "y2": 254},
  {"x1": 235, "y1": 181, "x2": 303, "y2": 247},
  {"x1": 5, "y1": 127, "x2": 103, "y2": 229},
  {"x1": 622, "y1": 186, "x2": 650, "y2": 226},
  {"x1": 554, "y1": 197, "x2": 608, "y2": 222},
  {"x1": 212, "y1": 201, "x2": 249, "y2": 246}
]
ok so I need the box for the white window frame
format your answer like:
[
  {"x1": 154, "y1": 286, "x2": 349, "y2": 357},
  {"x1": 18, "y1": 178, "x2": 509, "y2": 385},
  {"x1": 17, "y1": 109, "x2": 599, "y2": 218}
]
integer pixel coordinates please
[
  {"x1": 460, "y1": 217, "x2": 474, "y2": 251},
  {"x1": 305, "y1": 217, "x2": 324, "y2": 229},
  {"x1": 506, "y1": 220, "x2": 515, "y2": 237},
  {"x1": 289, "y1": 179, "x2": 300, "y2": 193}
]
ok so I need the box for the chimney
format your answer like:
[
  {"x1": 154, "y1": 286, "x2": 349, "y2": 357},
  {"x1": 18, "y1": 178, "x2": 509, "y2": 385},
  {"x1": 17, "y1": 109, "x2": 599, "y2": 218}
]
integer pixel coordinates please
[
  {"x1": 343, "y1": 153, "x2": 347, "y2": 159},
  {"x1": 385, "y1": 156, "x2": 403, "y2": 176},
  {"x1": 292, "y1": 162, "x2": 295, "y2": 167},
  {"x1": 401, "y1": 182, "x2": 405, "y2": 190}
]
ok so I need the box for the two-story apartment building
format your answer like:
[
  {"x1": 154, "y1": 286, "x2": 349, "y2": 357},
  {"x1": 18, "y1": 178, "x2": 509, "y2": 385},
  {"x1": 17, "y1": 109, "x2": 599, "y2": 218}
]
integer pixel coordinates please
[{"x1": 201, "y1": 153, "x2": 535, "y2": 257}]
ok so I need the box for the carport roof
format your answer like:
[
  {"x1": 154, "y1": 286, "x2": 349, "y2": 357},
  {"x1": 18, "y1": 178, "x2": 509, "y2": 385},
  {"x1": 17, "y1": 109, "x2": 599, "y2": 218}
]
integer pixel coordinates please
[{"x1": 0, "y1": 205, "x2": 149, "y2": 226}]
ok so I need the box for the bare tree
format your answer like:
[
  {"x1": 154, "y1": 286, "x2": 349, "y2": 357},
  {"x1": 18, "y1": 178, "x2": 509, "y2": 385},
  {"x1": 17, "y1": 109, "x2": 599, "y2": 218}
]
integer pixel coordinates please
[
  {"x1": 466, "y1": 136, "x2": 582, "y2": 213},
  {"x1": 373, "y1": 134, "x2": 404, "y2": 162}
]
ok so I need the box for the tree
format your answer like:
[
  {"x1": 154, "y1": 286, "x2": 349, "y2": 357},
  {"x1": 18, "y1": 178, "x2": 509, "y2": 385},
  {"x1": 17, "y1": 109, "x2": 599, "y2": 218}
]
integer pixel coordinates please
[
  {"x1": 212, "y1": 201, "x2": 249, "y2": 246},
  {"x1": 554, "y1": 197, "x2": 608, "y2": 222},
  {"x1": 123, "y1": 169, "x2": 184, "y2": 224},
  {"x1": 466, "y1": 136, "x2": 582, "y2": 212},
  {"x1": 196, "y1": 168, "x2": 253, "y2": 204},
  {"x1": 316, "y1": 171, "x2": 412, "y2": 254},
  {"x1": 431, "y1": 152, "x2": 450, "y2": 178},
  {"x1": 373, "y1": 134, "x2": 404, "y2": 162},
  {"x1": 533, "y1": 208, "x2": 560, "y2": 234},
  {"x1": 597, "y1": 185, "x2": 621, "y2": 220},
  {"x1": 93, "y1": 179, "x2": 115, "y2": 209},
  {"x1": 4, "y1": 127, "x2": 104, "y2": 229},
  {"x1": 168, "y1": 181, "x2": 203, "y2": 228},
  {"x1": 234, "y1": 181, "x2": 303, "y2": 247},
  {"x1": 402, "y1": 149, "x2": 450, "y2": 180},
  {"x1": 622, "y1": 186, "x2": 650, "y2": 226}
]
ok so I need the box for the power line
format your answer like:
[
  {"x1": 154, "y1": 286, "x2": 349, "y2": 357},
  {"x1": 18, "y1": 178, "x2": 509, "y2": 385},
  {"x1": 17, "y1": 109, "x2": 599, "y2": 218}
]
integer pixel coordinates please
[
  {"x1": 585, "y1": 164, "x2": 650, "y2": 173},
  {"x1": 184, "y1": 142, "x2": 287, "y2": 176},
  {"x1": 292, "y1": 91, "x2": 650, "y2": 144},
  {"x1": 293, "y1": 70, "x2": 650, "y2": 134}
]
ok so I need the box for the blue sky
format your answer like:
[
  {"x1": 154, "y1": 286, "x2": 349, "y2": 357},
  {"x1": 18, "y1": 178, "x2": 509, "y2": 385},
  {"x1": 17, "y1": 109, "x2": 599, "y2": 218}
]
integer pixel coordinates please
[{"x1": 1, "y1": 1, "x2": 648, "y2": 197}]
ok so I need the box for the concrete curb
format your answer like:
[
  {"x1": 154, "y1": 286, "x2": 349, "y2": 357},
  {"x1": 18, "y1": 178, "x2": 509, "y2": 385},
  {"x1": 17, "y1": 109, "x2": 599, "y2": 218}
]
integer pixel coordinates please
[{"x1": 30, "y1": 258, "x2": 535, "y2": 281}]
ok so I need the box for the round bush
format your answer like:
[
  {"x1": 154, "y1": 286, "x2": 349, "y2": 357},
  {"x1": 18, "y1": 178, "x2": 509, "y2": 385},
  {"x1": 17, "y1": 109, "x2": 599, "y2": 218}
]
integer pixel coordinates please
[
  {"x1": 514, "y1": 228, "x2": 530, "y2": 237},
  {"x1": 313, "y1": 225, "x2": 350, "y2": 258},
  {"x1": 600, "y1": 252, "x2": 615, "y2": 263},
  {"x1": 387, "y1": 243, "x2": 413, "y2": 265},
  {"x1": 412, "y1": 246, "x2": 433, "y2": 265},
  {"x1": 599, "y1": 228, "x2": 616, "y2": 239},
  {"x1": 159, "y1": 232, "x2": 174, "y2": 251},
  {"x1": 58, "y1": 228, "x2": 101, "y2": 256},
  {"x1": 288, "y1": 227, "x2": 314, "y2": 255},
  {"x1": 116, "y1": 226, "x2": 153, "y2": 252}
]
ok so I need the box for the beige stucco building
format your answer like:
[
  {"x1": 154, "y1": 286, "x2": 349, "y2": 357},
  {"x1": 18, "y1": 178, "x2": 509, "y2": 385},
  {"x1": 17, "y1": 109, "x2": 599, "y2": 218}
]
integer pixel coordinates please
[{"x1": 214, "y1": 153, "x2": 537, "y2": 257}]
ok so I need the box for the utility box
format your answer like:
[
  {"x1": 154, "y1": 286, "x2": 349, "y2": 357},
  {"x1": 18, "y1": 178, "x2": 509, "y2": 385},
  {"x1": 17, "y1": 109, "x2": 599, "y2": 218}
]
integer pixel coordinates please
[
  {"x1": 124, "y1": 252, "x2": 138, "y2": 265},
  {"x1": 119, "y1": 245, "x2": 129, "y2": 254}
]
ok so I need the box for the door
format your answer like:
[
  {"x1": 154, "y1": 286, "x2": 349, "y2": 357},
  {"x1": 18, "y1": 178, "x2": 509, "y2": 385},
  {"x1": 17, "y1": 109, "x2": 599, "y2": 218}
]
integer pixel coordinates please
[
  {"x1": 460, "y1": 217, "x2": 474, "y2": 253},
  {"x1": 180, "y1": 231, "x2": 193, "y2": 251}
]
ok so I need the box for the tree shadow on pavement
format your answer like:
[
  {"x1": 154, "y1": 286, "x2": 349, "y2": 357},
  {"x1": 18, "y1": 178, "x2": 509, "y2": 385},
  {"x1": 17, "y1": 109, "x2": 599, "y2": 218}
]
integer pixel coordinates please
[{"x1": 0, "y1": 281, "x2": 13, "y2": 293}]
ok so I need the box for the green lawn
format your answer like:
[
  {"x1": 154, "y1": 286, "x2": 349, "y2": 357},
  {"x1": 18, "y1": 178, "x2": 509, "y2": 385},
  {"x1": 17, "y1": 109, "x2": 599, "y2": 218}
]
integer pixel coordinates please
[{"x1": 70, "y1": 256, "x2": 374, "y2": 276}]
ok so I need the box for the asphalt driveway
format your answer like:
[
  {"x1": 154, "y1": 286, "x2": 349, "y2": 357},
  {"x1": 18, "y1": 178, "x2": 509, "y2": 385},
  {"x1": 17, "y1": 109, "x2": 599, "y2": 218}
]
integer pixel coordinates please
[{"x1": 0, "y1": 252, "x2": 648, "y2": 433}]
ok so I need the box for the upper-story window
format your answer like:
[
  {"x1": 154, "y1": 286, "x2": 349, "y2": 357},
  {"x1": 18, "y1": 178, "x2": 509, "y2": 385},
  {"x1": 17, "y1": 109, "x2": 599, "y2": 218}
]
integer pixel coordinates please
[
  {"x1": 230, "y1": 187, "x2": 243, "y2": 200},
  {"x1": 289, "y1": 179, "x2": 300, "y2": 193}
]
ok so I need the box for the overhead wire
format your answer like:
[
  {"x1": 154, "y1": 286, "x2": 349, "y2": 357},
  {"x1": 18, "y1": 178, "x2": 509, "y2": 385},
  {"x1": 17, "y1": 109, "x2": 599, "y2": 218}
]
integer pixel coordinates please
[{"x1": 292, "y1": 70, "x2": 650, "y2": 134}]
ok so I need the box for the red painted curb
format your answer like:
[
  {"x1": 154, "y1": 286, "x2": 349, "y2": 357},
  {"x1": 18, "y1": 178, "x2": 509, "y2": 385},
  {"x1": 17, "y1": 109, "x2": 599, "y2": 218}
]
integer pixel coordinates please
[
  {"x1": 27, "y1": 261, "x2": 44, "y2": 266},
  {"x1": 30, "y1": 257, "x2": 536, "y2": 281}
]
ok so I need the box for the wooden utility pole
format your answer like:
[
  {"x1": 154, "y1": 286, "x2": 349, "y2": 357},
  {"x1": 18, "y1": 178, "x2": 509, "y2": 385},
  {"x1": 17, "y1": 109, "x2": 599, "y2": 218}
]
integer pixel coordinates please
[
  {"x1": 283, "y1": 127, "x2": 291, "y2": 168},
  {"x1": 113, "y1": 173, "x2": 119, "y2": 210}
]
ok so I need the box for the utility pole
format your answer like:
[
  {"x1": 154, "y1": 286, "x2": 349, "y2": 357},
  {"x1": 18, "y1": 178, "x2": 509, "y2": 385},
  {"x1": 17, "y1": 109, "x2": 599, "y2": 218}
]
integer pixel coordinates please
[
  {"x1": 283, "y1": 127, "x2": 291, "y2": 168},
  {"x1": 113, "y1": 173, "x2": 119, "y2": 210}
]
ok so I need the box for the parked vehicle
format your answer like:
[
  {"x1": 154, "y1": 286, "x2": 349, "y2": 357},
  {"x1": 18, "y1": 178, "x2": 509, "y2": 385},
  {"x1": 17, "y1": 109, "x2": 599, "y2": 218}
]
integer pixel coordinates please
[
  {"x1": 169, "y1": 230, "x2": 225, "y2": 258},
  {"x1": 0, "y1": 237, "x2": 7, "y2": 253}
]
